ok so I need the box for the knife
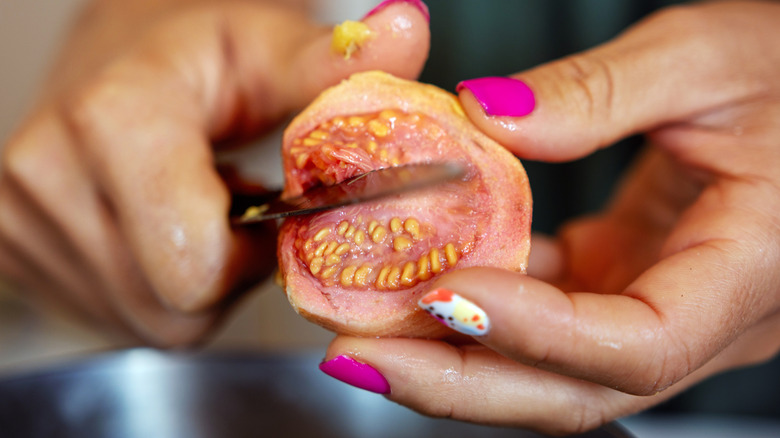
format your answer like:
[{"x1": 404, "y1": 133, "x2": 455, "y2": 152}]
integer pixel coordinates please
[{"x1": 232, "y1": 162, "x2": 466, "y2": 224}]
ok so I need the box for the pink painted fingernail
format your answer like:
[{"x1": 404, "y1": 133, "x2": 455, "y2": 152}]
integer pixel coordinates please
[
  {"x1": 418, "y1": 288, "x2": 490, "y2": 336},
  {"x1": 319, "y1": 355, "x2": 391, "y2": 394},
  {"x1": 362, "y1": 0, "x2": 430, "y2": 22},
  {"x1": 456, "y1": 77, "x2": 535, "y2": 117}
]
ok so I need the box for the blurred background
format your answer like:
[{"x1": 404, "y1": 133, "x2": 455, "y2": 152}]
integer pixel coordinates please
[{"x1": 1, "y1": 0, "x2": 779, "y2": 436}]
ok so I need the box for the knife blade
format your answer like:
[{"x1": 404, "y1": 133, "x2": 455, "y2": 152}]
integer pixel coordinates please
[{"x1": 233, "y1": 162, "x2": 466, "y2": 224}]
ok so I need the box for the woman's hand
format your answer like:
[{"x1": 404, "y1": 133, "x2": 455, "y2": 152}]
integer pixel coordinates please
[
  {"x1": 0, "y1": 0, "x2": 431, "y2": 346},
  {"x1": 323, "y1": 1, "x2": 780, "y2": 434}
]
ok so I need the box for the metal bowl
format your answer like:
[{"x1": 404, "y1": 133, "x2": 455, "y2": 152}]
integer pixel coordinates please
[{"x1": 0, "y1": 349, "x2": 634, "y2": 438}]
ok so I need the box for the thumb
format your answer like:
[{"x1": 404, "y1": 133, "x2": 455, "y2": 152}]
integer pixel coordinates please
[
  {"x1": 212, "y1": 0, "x2": 431, "y2": 132},
  {"x1": 418, "y1": 267, "x2": 672, "y2": 395},
  {"x1": 284, "y1": 0, "x2": 431, "y2": 110},
  {"x1": 455, "y1": 3, "x2": 773, "y2": 161}
]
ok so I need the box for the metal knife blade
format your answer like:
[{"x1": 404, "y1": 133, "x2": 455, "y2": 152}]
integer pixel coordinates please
[{"x1": 233, "y1": 162, "x2": 466, "y2": 224}]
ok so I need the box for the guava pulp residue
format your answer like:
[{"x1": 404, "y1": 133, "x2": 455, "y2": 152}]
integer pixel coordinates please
[
  {"x1": 287, "y1": 110, "x2": 458, "y2": 193},
  {"x1": 286, "y1": 110, "x2": 484, "y2": 291}
]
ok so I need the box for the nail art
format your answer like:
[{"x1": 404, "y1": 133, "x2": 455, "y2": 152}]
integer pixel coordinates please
[
  {"x1": 362, "y1": 0, "x2": 431, "y2": 23},
  {"x1": 319, "y1": 355, "x2": 391, "y2": 394},
  {"x1": 456, "y1": 77, "x2": 535, "y2": 117},
  {"x1": 418, "y1": 288, "x2": 490, "y2": 336}
]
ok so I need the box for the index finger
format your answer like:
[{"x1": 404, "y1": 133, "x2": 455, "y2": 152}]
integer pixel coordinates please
[{"x1": 455, "y1": 2, "x2": 780, "y2": 161}]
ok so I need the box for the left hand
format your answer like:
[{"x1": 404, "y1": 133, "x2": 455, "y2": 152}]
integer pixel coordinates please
[
  {"x1": 0, "y1": 0, "x2": 431, "y2": 345},
  {"x1": 323, "y1": 1, "x2": 780, "y2": 434}
]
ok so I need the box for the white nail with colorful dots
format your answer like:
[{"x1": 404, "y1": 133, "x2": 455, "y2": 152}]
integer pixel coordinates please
[{"x1": 418, "y1": 288, "x2": 490, "y2": 336}]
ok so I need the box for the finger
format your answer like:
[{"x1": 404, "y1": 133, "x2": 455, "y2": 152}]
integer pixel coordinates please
[
  {"x1": 204, "y1": 1, "x2": 431, "y2": 137},
  {"x1": 0, "y1": 182, "x2": 115, "y2": 321},
  {"x1": 322, "y1": 336, "x2": 661, "y2": 435},
  {"x1": 421, "y1": 267, "x2": 668, "y2": 394},
  {"x1": 455, "y1": 2, "x2": 780, "y2": 161},
  {"x1": 558, "y1": 148, "x2": 702, "y2": 295},
  {"x1": 323, "y1": 322, "x2": 780, "y2": 435},
  {"x1": 2, "y1": 110, "x2": 216, "y2": 344},
  {"x1": 284, "y1": 0, "x2": 431, "y2": 109},
  {"x1": 526, "y1": 233, "x2": 564, "y2": 282},
  {"x1": 0, "y1": 112, "x2": 119, "y2": 323},
  {"x1": 324, "y1": 313, "x2": 780, "y2": 434},
  {"x1": 63, "y1": 3, "x2": 430, "y2": 313},
  {"x1": 66, "y1": 79, "x2": 240, "y2": 313},
  {"x1": 0, "y1": 229, "x2": 108, "y2": 329}
]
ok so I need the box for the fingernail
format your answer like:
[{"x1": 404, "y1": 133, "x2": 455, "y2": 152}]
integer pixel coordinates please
[
  {"x1": 456, "y1": 77, "x2": 535, "y2": 117},
  {"x1": 319, "y1": 355, "x2": 391, "y2": 394},
  {"x1": 362, "y1": 0, "x2": 430, "y2": 23},
  {"x1": 418, "y1": 288, "x2": 490, "y2": 336}
]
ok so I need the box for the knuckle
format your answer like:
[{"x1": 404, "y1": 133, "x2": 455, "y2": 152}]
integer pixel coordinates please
[
  {"x1": 642, "y1": 4, "x2": 739, "y2": 82},
  {"x1": 416, "y1": 397, "x2": 456, "y2": 421},
  {"x1": 554, "y1": 410, "x2": 606, "y2": 437},
  {"x1": 1, "y1": 143, "x2": 27, "y2": 187},
  {"x1": 634, "y1": 334, "x2": 693, "y2": 396},
  {"x1": 62, "y1": 77, "x2": 123, "y2": 142},
  {"x1": 645, "y1": 4, "x2": 710, "y2": 38},
  {"x1": 1, "y1": 129, "x2": 40, "y2": 188},
  {"x1": 547, "y1": 389, "x2": 612, "y2": 436},
  {"x1": 557, "y1": 53, "x2": 617, "y2": 129}
]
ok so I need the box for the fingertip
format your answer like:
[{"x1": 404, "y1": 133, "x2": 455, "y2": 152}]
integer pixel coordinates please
[
  {"x1": 456, "y1": 76, "x2": 573, "y2": 162},
  {"x1": 456, "y1": 76, "x2": 536, "y2": 118},
  {"x1": 322, "y1": 336, "x2": 394, "y2": 394},
  {"x1": 417, "y1": 287, "x2": 491, "y2": 337},
  {"x1": 323, "y1": 335, "x2": 462, "y2": 392},
  {"x1": 357, "y1": 3, "x2": 431, "y2": 78},
  {"x1": 127, "y1": 171, "x2": 253, "y2": 314},
  {"x1": 319, "y1": 354, "x2": 391, "y2": 394},
  {"x1": 362, "y1": 0, "x2": 430, "y2": 23},
  {"x1": 142, "y1": 211, "x2": 236, "y2": 313},
  {"x1": 288, "y1": 0, "x2": 430, "y2": 106}
]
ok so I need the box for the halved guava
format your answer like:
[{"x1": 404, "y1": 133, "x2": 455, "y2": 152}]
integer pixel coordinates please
[{"x1": 277, "y1": 71, "x2": 531, "y2": 337}]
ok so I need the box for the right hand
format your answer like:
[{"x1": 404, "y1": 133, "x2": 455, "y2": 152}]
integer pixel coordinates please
[
  {"x1": 0, "y1": 0, "x2": 431, "y2": 346},
  {"x1": 322, "y1": 1, "x2": 780, "y2": 434}
]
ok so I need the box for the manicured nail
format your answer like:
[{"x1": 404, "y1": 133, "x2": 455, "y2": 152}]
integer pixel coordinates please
[
  {"x1": 456, "y1": 77, "x2": 535, "y2": 117},
  {"x1": 319, "y1": 355, "x2": 391, "y2": 394},
  {"x1": 362, "y1": 0, "x2": 430, "y2": 22},
  {"x1": 418, "y1": 288, "x2": 490, "y2": 336}
]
